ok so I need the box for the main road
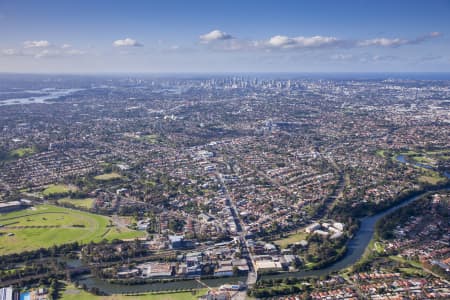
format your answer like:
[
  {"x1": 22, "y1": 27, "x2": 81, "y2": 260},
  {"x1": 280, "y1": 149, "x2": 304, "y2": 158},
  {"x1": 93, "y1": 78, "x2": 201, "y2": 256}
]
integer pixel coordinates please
[{"x1": 216, "y1": 170, "x2": 257, "y2": 299}]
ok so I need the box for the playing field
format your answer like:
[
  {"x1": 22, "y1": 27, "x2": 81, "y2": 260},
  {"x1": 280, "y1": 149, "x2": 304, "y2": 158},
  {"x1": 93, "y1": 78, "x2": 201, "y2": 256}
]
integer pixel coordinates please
[
  {"x1": 10, "y1": 147, "x2": 36, "y2": 158},
  {"x1": 0, "y1": 205, "x2": 145, "y2": 255},
  {"x1": 274, "y1": 231, "x2": 308, "y2": 249},
  {"x1": 42, "y1": 184, "x2": 78, "y2": 196},
  {"x1": 61, "y1": 284, "x2": 206, "y2": 300},
  {"x1": 94, "y1": 173, "x2": 122, "y2": 181},
  {"x1": 58, "y1": 198, "x2": 95, "y2": 209}
]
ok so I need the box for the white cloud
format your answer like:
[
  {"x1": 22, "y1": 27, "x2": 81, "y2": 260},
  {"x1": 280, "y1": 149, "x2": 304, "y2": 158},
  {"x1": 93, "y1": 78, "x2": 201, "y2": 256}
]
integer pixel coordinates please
[
  {"x1": 200, "y1": 31, "x2": 442, "y2": 52},
  {"x1": 429, "y1": 31, "x2": 442, "y2": 37},
  {"x1": 113, "y1": 38, "x2": 143, "y2": 47},
  {"x1": 1, "y1": 44, "x2": 86, "y2": 59},
  {"x1": 358, "y1": 32, "x2": 442, "y2": 48},
  {"x1": 267, "y1": 35, "x2": 340, "y2": 48},
  {"x1": 268, "y1": 35, "x2": 294, "y2": 47},
  {"x1": 200, "y1": 30, "x2": 233, "y2": 43},
  {"x1": 1, "y1": 48, "x2": 20, "y2": 56},
  {"x1": 411, "y1": 31, "x2": 442, "y2": 44},
  {"x1": 330, "y1": 52, "x2": 400, "y2": 63},
  {"x1": 34, "y1": 48, "x2": 86, "y2": 58},
  {"x1": 34, "y1": 49, "x2": 61, "y2": 58},
  {"x1": 203, "y1": 35, "x2": 341, "y2": 52},
  {"x1": 23, "y1": 40, "x2": 51, "y2": 48},
  {"x1": 61, "y1": 44, "x2": 72, "y2": 49},
  {"x1": 330, "y1": 53, "x2": 354, "y2": 61},
  {"x1": 358, "y1": 38, "x2": 408, "y2": 47},
  {"x1": 65, "y1": 49, "x2": 86, "y2": 56}
]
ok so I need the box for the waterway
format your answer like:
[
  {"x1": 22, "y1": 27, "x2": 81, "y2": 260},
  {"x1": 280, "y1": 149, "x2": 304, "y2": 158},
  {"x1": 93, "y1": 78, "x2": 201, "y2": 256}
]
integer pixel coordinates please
[
  {"x1": 0, "y1": 88, "x2": 82, "y2": 106},
  {"x1": 261, "y1": 189, "x2": 443, "y2": 281},
  {"x1": 260, "y1": 155, "x2": 449, "y2": 280},
  {"x1": 75, "y1": 156, "x2": 449, "y2": 292},
  {"x1": 75, "y1": 187, "x2": 447, "y2": 294},
  {"x1": 76, "y1": 275, "x2": 247, "y2": 294},
  {"x1": 396, "y1": 155, "x2": 450, "y2": 179}
]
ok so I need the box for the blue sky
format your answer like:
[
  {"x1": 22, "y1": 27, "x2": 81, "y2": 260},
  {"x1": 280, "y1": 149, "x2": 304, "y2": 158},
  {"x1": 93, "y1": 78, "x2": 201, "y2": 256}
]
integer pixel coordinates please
[{"x1": 0, "y1": 0, "x2": 449, "y2": 73}]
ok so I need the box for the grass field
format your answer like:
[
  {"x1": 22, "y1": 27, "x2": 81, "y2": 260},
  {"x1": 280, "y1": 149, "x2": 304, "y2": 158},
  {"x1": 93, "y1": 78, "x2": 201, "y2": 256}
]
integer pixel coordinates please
[
  {"x1": 373, "y1": 241, "x2": 385, "y2": 253},
  {"x1": 400, "y1": 150, "x2": 449, "y2": 166},
  {"x1": 375, "y1": 150, "x2": 386, "y2": 158},
  {"x1": 419, "y1": 173, "x2": 446, "y2": 185},
  {"x1": 399, "y1": 267, "x2": 426, "y2": 276},
  {"x1": 58, "y1": 198, "x2": 95, "y2": 209},
  {"x1": 0, "y1": 205, "x2": 145, "y2": 255},
  {"x1": 141, "y1": 134, "x2": 160, "y2": 144},
  {"x1": 274, "y1": 231, "x2": 308, "y2": 249},
  {"x1": 94, "y1": 173, "x2": 122, "y2": 181},
  {"x1": 61, "y1": 284, "x2": 206, "y2": 300},
  {"x1": 10, "y1": 147, "x2": 36, "y2": 158},
  {"x1": 410, "y1": 155, "x2": 435, "y2": 164},
  {"x1": 400, "y1": 150, "x2": 420, "y2": 156},
  {"x1": 389, "y1": 255, "x2": 423, "y2": 269},
  {"x1": 42, "y1": 184, "x2": 78, "y2": 196}
]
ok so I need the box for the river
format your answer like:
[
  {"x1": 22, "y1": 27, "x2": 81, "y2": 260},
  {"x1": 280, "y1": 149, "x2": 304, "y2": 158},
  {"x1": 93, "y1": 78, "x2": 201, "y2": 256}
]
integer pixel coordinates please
[
  {"x1": 261, "y1": 155, "x2": 449, "y2": 280},
  {"x1": 75, "y1": 275, "x2": 247, "y2": 294},
  {"x1": 0, "y1": 88, "x2": 83, "y2": 106},
  {"x1": 75, "y1": 156, "x2": 449, "y2": 292},
  {"x1": 261, "y1": 189, "x2": 445, "y2": 281},
  {"x1": 75, "y1": 188, "x2": 445, "y2": 293},
  {"x1": 396, "y1": 154, "x2": 450, "y2": 179}
]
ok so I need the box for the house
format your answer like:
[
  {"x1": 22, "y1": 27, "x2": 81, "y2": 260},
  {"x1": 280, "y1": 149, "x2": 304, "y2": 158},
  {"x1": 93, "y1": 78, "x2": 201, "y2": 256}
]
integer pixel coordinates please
[
  {"x1": 116, "y1": 188, "x2": 128, "y2": 196},
  {"x1": 137, "y1": 219, "x2": 150, "y2": 231},
  {"x1": 305, "y1": 222, "x2": 321, "y2": 233},
  {"x1": 314, "y1": 230, "x2": 330, "y2": 237},
  {"x1": 333, "y1": 222, "x2": 345, "y2": 231}
]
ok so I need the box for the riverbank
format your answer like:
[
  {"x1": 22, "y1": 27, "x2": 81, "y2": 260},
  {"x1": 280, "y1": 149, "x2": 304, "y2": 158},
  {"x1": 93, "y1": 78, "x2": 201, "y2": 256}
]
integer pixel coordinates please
[
  {"x1": 260, "y1": 184, "x2": 450, "y2": 282},
  {"x1": 69, "y1": 183, "x2": 450, "y2": 295},
  {"x1": 74, "y1": 274, "x2": 247, "y2": 295},
  {"x1": 61, "y1": 282, "x2": 207, "y2": 300}
]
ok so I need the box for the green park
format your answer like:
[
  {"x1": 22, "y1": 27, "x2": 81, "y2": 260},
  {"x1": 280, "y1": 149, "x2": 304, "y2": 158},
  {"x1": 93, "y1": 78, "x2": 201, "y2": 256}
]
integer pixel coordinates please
[{"x1": 0, "y1": 205, "x2": 145, "y2": 255}]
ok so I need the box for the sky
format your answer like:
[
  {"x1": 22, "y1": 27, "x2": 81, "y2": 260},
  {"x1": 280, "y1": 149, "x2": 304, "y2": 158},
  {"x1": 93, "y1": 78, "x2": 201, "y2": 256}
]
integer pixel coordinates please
[{"x1": 0, "y1": 0, "x2": 449, "y2": 73}]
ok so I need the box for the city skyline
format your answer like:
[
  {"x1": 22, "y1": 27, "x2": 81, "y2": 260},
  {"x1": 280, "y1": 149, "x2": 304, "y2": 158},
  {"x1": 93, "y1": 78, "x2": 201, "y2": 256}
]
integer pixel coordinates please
[{"x1": 1, "y1": 0, "x2": 450, "y2": 73}]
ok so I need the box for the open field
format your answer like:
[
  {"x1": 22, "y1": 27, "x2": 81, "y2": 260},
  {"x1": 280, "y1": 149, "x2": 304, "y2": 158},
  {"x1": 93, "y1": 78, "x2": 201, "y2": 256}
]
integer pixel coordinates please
[
  {"x1": 10, "y1": 147, "x2": 36, "y2": 158},
  {"x1": 399, "y1": 267, "x2": 426, "y2": 276},
  {"x1": 389, "y1": 255, "x2": 423, "y2": 269},
  {"x1": 373, "y1": 241, "x2": 384, "y2": 253},
  {"x1": 61, "y1": 284, "x2": 206, "y2": 300},
  {"x1": 410, "y1": 155, "x2": 435, "y2": 164},
  {"x1": 94, "y1": 173, "x2": 122, "y2": 181},
  {"x1": 400, "y1": 149, "x2": 449, "y2": 165},
  {"x1": 58, "y1": 198, "x2": 95, "y2": 209},
  {"x1": 0, "y1": 205, "x2": 145, "y2": 255},
  {"x1": 141, "y1": 134, "x2": 160, "y2": 144},
  {"x1": 375, "y1": 150, "x2": 386, "y2": 158},
  {"x1": 274, "y1": 231, "x2": 308, "y2": 249},
  {"x1": 42, "y1": 184, "x2": 78, "y2": 196},
  {"x1": 418, "y1": 173, "x2": 446, "y2": 185}
]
